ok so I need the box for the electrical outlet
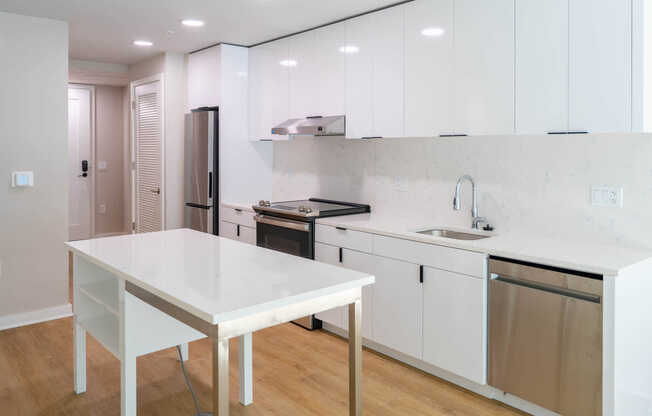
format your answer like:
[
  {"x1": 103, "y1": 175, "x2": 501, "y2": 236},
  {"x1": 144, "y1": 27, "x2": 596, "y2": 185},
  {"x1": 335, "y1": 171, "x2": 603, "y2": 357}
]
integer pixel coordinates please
[
  {"x1": 98, "y1": 204, "x2": 106, "y2": 214},
  {"x1": 591, "y1": 186, "x2": 623, "y2": 207}
]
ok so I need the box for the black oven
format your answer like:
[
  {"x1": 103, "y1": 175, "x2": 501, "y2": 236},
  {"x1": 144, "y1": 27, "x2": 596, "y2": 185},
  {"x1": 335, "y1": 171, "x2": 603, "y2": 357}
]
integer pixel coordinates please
[{"x1": 254, "y1": 214, "x2": 314, "y2": 259}]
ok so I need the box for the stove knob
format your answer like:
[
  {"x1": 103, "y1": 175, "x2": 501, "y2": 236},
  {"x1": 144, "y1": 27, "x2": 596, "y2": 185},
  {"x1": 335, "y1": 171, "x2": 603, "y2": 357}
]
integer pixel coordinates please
[
  {"x1": 258, "y1": 200, "x2": 266, "y2": 207},
  {"x1": 298, "y1": 205, "x2": 306, "y2": 213},
  {"x1": 304, "y1": 207, "x2": 313, "y2": 214}
]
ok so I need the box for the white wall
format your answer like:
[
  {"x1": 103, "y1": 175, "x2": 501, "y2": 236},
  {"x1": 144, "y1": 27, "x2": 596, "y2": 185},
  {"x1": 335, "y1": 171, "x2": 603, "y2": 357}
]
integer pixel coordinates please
[
  {"x1": 0, "y1": 12, "x2": 69, "y2": 318},
  {"x1": 163, "y1": 53, "x2": 187, "y2": 229},
  {"x1": 273, "y1": 134, "x2": 652, "y2": 250}
]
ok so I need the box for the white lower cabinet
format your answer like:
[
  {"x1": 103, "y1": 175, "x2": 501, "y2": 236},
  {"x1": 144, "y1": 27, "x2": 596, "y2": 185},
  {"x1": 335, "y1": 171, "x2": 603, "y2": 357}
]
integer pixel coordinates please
[
  {"x1": 314, "y1": 243, "x2": 373, "y2": 339},
  {"x1": 316, "y1": 225, "x2": 487, "y2": 385},
  {"x1": 422, "y1": 267, "x2": 485, "y2": 384},
  {"x1": 340, "y1": 249, "x2": 374, "y2": 340},
  {"x1": 220, "y1": 221, "x2": 238, "y2": 240},
  {"x1": 314, "y1": 243, "x2": 344, "y2": 328},
  {"x1": 219, "y1": 220, "x2": 256, "y2": 245},
  {"x1": 371, "y1": 256, "x2": 422, "y2": 359}
]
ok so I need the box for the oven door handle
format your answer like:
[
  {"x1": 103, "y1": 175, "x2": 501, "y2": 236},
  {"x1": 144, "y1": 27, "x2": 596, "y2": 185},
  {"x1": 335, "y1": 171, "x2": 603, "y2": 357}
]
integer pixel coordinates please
[{"x1": 254, "y1": 214, "x2": 310, "y2": 232}]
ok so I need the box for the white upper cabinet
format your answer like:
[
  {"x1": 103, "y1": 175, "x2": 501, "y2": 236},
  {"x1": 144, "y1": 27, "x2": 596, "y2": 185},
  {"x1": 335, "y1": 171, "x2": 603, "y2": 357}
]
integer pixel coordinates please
[
  {"x1": 248, "y1": 39, "x2": 290, "y2": 141},
  {"x1": 288, "y1": 32, "x2": 318, "y2": 119},
  {"x1": 344, "y1": 13, "x2": 375, "y2": 138},
  {"x1": 515, "y1": 0, "x2": 569, "y2": 134},
  {"x1": 187, "y1": 46, "x2": 221, "y2": 110},
  {"x1": 569, "y1": 0, "x2": 631, "y2": 133},
  {"x1": 404, "y1": 0, "x2": 454, "y2": 137},
  {"x1": 289, "y1": 23, "x2": 346, "y2": 119},
  {"x1": 453, "y1": 0, "x2": 515, "y2": 135},
  {"x1": 345, "y1": 7, "x2": 404, "y2": 139},
  {"x1": 372, "y1": 6, "x2": 405, "y2": 138}
]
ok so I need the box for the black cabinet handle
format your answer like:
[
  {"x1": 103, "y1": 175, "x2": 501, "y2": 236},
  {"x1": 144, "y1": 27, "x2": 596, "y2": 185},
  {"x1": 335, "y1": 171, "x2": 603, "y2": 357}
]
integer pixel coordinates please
[
  {"x1": 339, "y1": 247, "x2": 343, "y2": 263},
  {"x1": 336, "y1": 226, "x2": 347, "y2": 231},
  {"x1": 237, "y1": 224, "x2": 240, "y2": 237},
  {"x1": 361, "y1": 136, "x2": 382, "y2": 140},
  {"x1": 235, "y1": 208, "x2": 243, "y2": 213},
  {"x1": 208, "y1": 172, "x2": 213, "y2": 198},
  {"x1": 439, "y1": 133, "x2": 468, "y2": 137},
  {"x1": 419, "y1": 265, "x2": 424, "y2": 284}
]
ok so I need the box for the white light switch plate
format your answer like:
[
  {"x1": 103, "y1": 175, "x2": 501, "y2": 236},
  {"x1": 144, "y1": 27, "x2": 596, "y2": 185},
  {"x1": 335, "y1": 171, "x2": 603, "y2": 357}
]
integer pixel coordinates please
[
  {"x1": 11, "y1": 171, "x2": 34, "y2": 187},
  {"x1": 98, "y1": 161, "x2": 107, "y2": 170},
  {"x1": 591, "y1": 186, "x2": 623, "y2": 207},
  {"x1": 98, "y1": 204, "x2": 106, "y2": 214}
]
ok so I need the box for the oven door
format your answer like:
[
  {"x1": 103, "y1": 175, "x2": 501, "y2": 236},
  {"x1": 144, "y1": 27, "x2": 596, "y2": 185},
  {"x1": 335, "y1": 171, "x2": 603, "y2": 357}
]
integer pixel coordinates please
[{"x1": 254, "y1": 214, "x2": 314, "y2": 259}]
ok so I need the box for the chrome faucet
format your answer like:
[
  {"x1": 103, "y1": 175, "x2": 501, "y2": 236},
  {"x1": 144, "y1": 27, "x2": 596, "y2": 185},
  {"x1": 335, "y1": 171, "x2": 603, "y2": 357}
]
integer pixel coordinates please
[{"x1": 453, "y1": 175, "x2": 486, "y2": 229}]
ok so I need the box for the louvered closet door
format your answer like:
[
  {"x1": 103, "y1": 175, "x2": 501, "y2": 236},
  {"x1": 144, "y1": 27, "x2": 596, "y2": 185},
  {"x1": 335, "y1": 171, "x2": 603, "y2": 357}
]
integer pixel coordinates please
[{"x1": 134, "y1": 81, "x2": 163, "y2": 233}]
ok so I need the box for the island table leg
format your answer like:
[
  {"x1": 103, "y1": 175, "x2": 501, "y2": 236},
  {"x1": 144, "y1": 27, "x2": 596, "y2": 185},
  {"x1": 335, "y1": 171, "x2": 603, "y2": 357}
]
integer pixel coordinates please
[
  {"x1": 213, "y1": 336, "x2": 230, "y2": 416},
  {"x1": 349, "y1": 299, "x2": 362, "y2": 416},
  {"x1": 239, "y1": 333, "x2": 253, "y2": 405}
]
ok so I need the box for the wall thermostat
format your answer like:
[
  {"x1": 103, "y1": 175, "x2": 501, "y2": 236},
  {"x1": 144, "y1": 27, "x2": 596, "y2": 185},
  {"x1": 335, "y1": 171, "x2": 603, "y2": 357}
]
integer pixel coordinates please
[{"x1": 11, "y1": 171, "x2": 34, "y2": 188}]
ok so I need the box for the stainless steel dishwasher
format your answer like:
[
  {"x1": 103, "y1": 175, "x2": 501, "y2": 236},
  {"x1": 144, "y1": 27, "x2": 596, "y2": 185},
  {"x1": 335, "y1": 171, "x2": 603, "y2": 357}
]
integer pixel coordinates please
[{"x1": 489, "y1": 257, "x2": 603, "y2": 416}]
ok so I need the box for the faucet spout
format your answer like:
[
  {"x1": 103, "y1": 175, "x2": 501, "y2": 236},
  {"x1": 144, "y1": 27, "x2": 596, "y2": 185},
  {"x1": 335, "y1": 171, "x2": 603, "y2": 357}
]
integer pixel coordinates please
[{"x1": 453, "y1": 174, "x2": 482, "y2": 229}]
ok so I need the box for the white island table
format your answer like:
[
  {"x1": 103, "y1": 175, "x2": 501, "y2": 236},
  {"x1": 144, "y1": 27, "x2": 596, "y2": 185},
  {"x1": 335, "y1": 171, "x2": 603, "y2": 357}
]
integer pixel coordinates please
[{"x1": 66, "y1": 229, "x2": 374, "y2": 415}]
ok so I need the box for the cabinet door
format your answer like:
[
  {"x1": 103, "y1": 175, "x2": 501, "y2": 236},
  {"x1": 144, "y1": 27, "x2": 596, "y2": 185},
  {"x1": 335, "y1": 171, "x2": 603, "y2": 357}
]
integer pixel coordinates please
[
  {"x1": 187, "y1": 46, "x2": 220, "y2": 110},
  {"x1": 341, "y1": 249, "x2": 374, "y2": 340},
  {"x1": 404, "y1": 0, "x2": 454, "y2": 137},
  {"x1": 422, "y1": 267, "x2": 485, "y2": 384},
  {"x1": 248, "y1": 40, "x2": 290, "y2": 140},
  {"x1": 219, "y1": 221, "x2": 238, "y2": 240},
  {"x1": 314, "y1": 243, "x2": 344, "y2": 328},
  {"x1": 371, "y1": 6, "x2": 404, "y2": 138},
  {"x1": 288, "y1": 32, "x2": 318, "y2": 119},
  {"x1": 371, "y1": 256, "x2": 422, "y2": 359},
  {"x1": 314, "y1": 23, "x2": 346, "y2": 117},
  {"x1": 515, "y1": 0, "x2": 569, "y2": 134},
  {"x1": 344, "y1": 13, "x2": 374, "y2": 138},
  {"x1": 569, "y1": 0, "x2": 631, "y2": 133},
  {"x1": 238, "y1": 225, "x2": 256, "y2": 245},
  {"x1": 453, "y1": 0, "x2": 514, "y2": 135}
]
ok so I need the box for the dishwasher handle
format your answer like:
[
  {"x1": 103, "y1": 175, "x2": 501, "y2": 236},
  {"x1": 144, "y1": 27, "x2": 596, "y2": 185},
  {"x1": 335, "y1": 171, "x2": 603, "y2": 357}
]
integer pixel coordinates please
[{"x1": 490, "y1": 273, "x2": 601, "y2": 304}]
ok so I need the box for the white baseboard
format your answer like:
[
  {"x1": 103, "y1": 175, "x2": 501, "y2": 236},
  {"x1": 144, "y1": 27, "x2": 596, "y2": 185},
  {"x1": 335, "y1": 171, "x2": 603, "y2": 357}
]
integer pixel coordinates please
[{"x1": 0, "y1": 303, "x2": 73, "y2": 331}]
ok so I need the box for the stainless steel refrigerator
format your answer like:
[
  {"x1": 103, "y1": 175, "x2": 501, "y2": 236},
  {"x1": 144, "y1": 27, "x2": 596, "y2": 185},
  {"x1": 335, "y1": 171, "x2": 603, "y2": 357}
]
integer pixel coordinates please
[{"x1": 184, "y1": 107, "x2": 218, "y2": 234}]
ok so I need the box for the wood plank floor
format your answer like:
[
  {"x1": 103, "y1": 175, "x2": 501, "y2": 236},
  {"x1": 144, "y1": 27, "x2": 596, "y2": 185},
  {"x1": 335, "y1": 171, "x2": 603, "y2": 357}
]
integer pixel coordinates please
[{"x1": 0, "y1": 317, "x2": 528, "y2": 415}]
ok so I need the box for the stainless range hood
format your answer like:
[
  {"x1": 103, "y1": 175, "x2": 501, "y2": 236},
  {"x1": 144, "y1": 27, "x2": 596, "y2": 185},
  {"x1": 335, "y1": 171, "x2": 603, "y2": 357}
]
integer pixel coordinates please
[{"x1": 271, "y1": 115, "x2": 345, "y2": 136}]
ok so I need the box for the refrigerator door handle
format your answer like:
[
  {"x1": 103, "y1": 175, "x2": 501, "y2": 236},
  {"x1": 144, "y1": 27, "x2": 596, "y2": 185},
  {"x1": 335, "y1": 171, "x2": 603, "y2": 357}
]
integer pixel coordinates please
[{"x1": 209, "y1": 172, "x2": 213, "y2": 199}]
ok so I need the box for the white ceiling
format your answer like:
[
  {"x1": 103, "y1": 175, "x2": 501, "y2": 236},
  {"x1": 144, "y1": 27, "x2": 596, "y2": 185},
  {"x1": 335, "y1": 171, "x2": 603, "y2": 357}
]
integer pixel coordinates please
[{"x1": 0, "y1": 0, "x2": 403, "y2": 65}]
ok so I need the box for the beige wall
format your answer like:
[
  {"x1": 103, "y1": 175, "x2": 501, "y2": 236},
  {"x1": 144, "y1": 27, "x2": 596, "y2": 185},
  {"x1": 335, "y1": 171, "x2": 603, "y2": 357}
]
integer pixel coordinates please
[
  {"x1": 95, "y1": 85, "x2": 126, "y2": 235},
  {"x1": 273, "y1": 133, "x2": 652, "y2": 250},
  {"x1": 0, "y1": 12, "x2": 69, "y2": 318}
]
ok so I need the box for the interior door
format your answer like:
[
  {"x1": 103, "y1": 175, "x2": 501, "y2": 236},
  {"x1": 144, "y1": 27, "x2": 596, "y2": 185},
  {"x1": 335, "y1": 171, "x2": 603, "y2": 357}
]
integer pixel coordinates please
[
  {"x1": 133, "y1": 79, "x2": 163, "y2": 233},
  {"x1": 68, "y1": 87, "x2": 92, "y2": 241}
]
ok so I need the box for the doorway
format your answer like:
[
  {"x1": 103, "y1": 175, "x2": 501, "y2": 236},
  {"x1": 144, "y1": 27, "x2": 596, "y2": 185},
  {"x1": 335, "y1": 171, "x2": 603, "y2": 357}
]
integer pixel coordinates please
[
  {"x1": 130, "y1": 75, "x2": 164, "y2": 233},
  {"x1": 68, "y1": 85, "x2": 95, "y2": 241}
]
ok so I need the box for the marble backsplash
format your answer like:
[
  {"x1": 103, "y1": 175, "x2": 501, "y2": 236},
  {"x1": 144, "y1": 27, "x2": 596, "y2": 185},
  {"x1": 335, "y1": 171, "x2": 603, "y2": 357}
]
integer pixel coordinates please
[{"x1": 272, "y1": 133, "x2": 652, "y2": 250}]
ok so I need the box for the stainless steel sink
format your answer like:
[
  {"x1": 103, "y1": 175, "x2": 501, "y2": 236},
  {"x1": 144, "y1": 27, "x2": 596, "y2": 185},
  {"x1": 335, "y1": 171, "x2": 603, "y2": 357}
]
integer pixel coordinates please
[{"x1": 416, "y1": 228, "x2": 491, "y2": 240}]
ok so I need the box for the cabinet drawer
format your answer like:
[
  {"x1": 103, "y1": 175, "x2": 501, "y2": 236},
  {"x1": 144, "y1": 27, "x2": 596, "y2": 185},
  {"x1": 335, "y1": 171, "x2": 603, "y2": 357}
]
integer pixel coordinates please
[
  {"x1": 221, "y1": 206, "x2": 255, "y2": 228},
  {"x1": 373, "y1": 234, "x2": 486, "y2": 278},
  {"x1": 315, "y1": 224, "x2": 373, "y2": 253},
  {"x1": 239, "y1": 225, "x2": 256, "y2": 245},
  {"x1": 219, "y1": 221, "x2": 238, "y2": 240}
]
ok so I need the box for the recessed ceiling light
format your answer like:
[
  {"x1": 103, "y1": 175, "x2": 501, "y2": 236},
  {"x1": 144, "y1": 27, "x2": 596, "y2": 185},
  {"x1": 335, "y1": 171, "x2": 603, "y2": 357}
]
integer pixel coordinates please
[
  {"x1": 338, "y1": 45, "x2": 360, "y2": 54},
  {"x1": 421, "y1": 27, "x2": 445, "y2": 37},
  {"x1": 133, "y1": 40, "x2": 153, "y2": 47},
  {"x1": 181, "y1": 19, "x2": 204, "y2": 27},
  {"x1": 280, "y1": 59, "x2": 297, "y2": 67}
]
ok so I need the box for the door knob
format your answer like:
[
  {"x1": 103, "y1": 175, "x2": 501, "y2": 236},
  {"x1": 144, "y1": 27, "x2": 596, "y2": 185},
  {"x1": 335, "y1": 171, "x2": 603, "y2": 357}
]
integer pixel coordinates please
[{"x1": 150, "y1": 187, "x2": 161, "y2": 195}]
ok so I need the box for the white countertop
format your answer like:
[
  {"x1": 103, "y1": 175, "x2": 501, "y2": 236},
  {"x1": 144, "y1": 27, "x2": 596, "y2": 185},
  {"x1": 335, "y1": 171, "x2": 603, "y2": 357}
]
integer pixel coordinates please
[
  {"x1": 316, "y1": 214, "x2": 652, "y2": 276},
  {"x1": 221, "y1": 201, "x2": 255, "y2": 212},
  {"x1": 66, "y1": 229, "x2": 374, "y2": 324}
]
